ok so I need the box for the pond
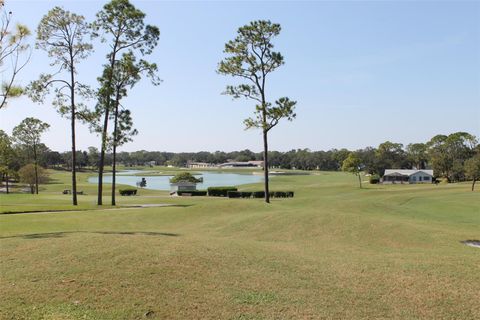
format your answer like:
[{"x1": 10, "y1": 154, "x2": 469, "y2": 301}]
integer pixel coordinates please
[{"x1": 87, "y1": 171, "x2": 264, "y2": 191}]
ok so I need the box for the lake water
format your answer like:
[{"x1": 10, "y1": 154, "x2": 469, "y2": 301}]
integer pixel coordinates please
[{"x1": 87, "y1": 171, "x2": 264, "y2": 190}]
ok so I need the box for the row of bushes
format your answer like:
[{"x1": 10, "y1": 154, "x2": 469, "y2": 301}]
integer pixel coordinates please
[
  {"x1": 227, "y1": 191, "x2": 294, "y2": 198},
  {"x1": 176, "y1": 190, "x2": 208, "y2": 196},
  {"x1": 207, "y1": 186, "x2": 237, "y2": 197},
  {"x1": 119, "y1": 189, "x2": 137, "y2": 196}
]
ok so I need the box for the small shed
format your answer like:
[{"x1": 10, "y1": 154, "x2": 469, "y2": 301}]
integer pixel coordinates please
[
  {"x1": 382, "y1": 169, "x2": 434, "y2": 184},
  {"x1": 170, "y1": 181, "x2": 197, "y2": 193}
]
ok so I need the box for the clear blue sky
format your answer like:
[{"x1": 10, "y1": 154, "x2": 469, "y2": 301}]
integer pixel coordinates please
[{"x1": 1, "y1": 0, "x2": 479, "y2": 152}]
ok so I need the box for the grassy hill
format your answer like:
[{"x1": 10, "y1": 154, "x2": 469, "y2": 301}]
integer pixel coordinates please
[{"x1": 0, "y1": 169, "x2": 479, "y2": 319}]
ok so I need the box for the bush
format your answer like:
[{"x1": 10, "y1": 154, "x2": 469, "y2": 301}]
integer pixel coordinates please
[
  {"x1": 177, "y1": 190, "x2": 207, "y2": 196},
  {"x1": 286, "y1": 191, "x2": 294, "y2": 198},
  {"x1": 274, "y1": 191, "x2": 287, "y2": 198},
  {"x1": 227, "y1": 191, "x2": 241, "y2": 198},
  {"x1": 369, "y1": 174, "x2": 380, "y2": 184},
  {"x1": 119, "y1": 189, "x2": 137, "y2": 196},
  {"x1": 208, "y1": 186, "x2": 237, "y2": 197},
  {"x1": 241, "y1": 191, "x2": 252, "y2": 198},
  {"x1": 227, "y1": 191, "x2": 253, "y2": 198},
  {"x1": 252, "y1": 191, "x2": 265, "y2": 198}
]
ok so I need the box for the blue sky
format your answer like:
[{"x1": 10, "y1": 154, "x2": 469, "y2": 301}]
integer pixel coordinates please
[{"x1": 1, "y1": 0, "x2": 479, "y2": 152}]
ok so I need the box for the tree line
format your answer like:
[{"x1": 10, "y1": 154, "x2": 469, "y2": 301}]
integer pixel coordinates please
[{"x1": 2, "y1": 129, "x2": 479, "y2": 190}]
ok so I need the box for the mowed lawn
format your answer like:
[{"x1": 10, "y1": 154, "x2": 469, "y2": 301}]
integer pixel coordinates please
[{"x1": 0, "y1": 170, "x2": 479, "y2": 319}]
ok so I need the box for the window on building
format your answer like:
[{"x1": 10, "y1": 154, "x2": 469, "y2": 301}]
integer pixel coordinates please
[{"x1": 424, "y1": 176, "x2": 430, "y2": 181}]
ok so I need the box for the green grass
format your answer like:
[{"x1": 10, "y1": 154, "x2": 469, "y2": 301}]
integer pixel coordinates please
[{"x1": 0, "y1": 169, "x2": 479, "y2": 319}]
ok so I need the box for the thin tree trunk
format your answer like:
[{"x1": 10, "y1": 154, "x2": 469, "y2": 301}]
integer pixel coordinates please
[
  {"x1": 70, "y1": 58, "x2": 78, "y2": 206},
  {"x1": 97, "y1": 41, "x2": 119, "y2": 206},
  {"x1": 5, "y1": 172, "x2": 9, "y2": 194},
  {"x1": 97, "y1": 113, "x2": 109, "y2": 206},
  {"x1": 473, "y1": 179, "x2": 476, "y2": 191},
  {"x1": 111, "y1": 97, "x2": 120, "y2": 206},
  {"x1": 263, "y1": 129, "x2": 270, "y2": 203},
  {"x1": 33, "y1": 143, "x2": 39, "y2": 194},
  {"x1": 358, "y1": 173, "x2": 362, "y2": 189}
]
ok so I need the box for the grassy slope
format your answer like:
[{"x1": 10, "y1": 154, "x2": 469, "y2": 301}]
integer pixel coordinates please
[{"x1": 0, "y1": 170, "x2": 479, "y2": 319}]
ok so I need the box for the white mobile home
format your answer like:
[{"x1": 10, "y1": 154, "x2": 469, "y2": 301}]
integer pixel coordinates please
[{"x1": 382, "y1": 169, "x2": 434, "y2": 184}]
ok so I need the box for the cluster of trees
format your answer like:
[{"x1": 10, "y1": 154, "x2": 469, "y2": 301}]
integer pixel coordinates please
[
  {"x1": 2, "y1": 0, "x2": 296, "y2": 203},
  {"x1": 1, "y1": 0, "x2": 159, "y2": 205},
  {"x1": 341, "y1": 132, "x2": 480, "y2": 190}
]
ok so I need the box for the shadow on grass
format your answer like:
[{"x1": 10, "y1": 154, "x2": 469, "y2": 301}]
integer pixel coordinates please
[
  {"x1": 0, "y1": 231, "x2": 180, "y2": 240},
  {"x1": 0, "y1": 204, "x2": 193, "y2": 215}
]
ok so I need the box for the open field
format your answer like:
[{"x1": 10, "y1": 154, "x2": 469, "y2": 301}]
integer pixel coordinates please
[{"x1": 1, "y1": 169, "x2": 479, "y2": 319}]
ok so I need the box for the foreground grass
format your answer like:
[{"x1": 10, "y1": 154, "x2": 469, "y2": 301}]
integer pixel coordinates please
[{"x1": 0, "y1": 170, "x2": 479, "y2": 319}]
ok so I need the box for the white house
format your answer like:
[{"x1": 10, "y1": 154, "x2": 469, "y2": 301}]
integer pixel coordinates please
[{"x1": 382, "y1": 169, "x2": 434, "y2": 184}]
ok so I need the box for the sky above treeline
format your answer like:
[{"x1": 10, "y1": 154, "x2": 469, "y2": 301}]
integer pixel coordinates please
[{"x1": 1, "y1": 0, "x2": 479, "y2": 152}]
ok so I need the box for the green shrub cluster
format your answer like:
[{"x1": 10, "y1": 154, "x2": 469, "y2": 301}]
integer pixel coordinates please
[
  {"x1": 369, "y1": 174, "x2": 380, "y2": 184},
  {"x1": 227, "y1": 191, "x2": 252, "y2": 198},
  {"x1": 177, "y1": 190, "x2": 207, "y2": 196},
  {"x1": 207, "y1": 186, "x2": 237, "y2": 197},
  {"x1": 228, "y1": 191, "x2": 294, "y2": 199},
  {"x1": 269, "y1": 191, "x2": 294, "y2": 198},
  {"x1": 119, "y1": 189, "x2": 137, "y2": 196},
  {"x1": 252, "y1": 191, "x2": 265, "y2": 198}
]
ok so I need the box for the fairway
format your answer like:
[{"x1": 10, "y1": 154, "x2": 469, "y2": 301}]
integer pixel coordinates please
[{"x1": 1, "y1": 170, "x2": 479, "y2": 319}]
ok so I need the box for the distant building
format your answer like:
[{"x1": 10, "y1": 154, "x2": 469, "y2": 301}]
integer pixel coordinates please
[
  {"x1": 382, "y1": 169, "x2": 434, "y2": 184},
  {"x1": 188, "y1": 162, "x2": 216, "y2": 169},
  {"x1": 218, "y1": 161, "x2": 264, "y2": 168},
  {"x1": 144, "y1": 161, "x2": 156, "y2": 167}
]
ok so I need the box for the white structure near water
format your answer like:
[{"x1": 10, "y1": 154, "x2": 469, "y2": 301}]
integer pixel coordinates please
[
  {"x1": 382, "y1": 169, "x2": 434, "y2": 184},
  {"x1": 170, "y1": 181, "x2": 197, "y2": 193}
]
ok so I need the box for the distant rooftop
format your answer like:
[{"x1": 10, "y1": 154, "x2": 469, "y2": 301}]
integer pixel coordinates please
[{"x1": 384, "y1": 169, "x2": 434, "y2": 177}]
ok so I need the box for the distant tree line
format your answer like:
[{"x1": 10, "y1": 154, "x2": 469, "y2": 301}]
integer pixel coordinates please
[{"x1": 3, "y1": 130, "x2": 478, "y2": 187}]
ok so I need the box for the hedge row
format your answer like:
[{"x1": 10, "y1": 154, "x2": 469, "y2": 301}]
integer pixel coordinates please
[
  {"x1": 207, "y1": 186, "x2": 237, "y2": 197},
  {"x1": 227, "y1": 191, "x2": 294, "y2": 199},
  {"x1": 177, "y1": 190, "x2": 208, "y2": 196},
  {"x1": 119, "y1": 189, "x2": 137, "y2": 196}
]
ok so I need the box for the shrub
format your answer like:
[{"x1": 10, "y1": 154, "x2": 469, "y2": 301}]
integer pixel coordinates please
[
  {"x1": 119, "y1": 189, "x2": 137, "y2": 196},
  {"x1": 252, "y1": 191, "x2": 265, "y2": 198},
  {"x1": 369, "y1": 174, "x2": 380, "y2": 184},
  {"x1": 177, "y1": 190, "x2": 207, "y2": 196},
  {"x1": 227, "y1": 191, "x2": 253, "y2": 198},
  {"x1": 227, "y1": 191, "x2": 241, "y2": 198},
  {"x1": 274, "y1": 191, "x2": 287, "y2": 198},
  {"x1": 241, "y1": 192, "x2": 252, "y2": 198},
  {"x1": 208, "y1": 186, "x2": 237, "y2": 197},
  {"x1": 170, "y1": 172, "x2": 202, "y2": 183},
  {"x1": 286, "y1": 191, "x2": 294, "y2": 198}
]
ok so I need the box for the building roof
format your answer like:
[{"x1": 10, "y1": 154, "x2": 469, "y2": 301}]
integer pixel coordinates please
[{"x1": 384, "y1": 169, "x2": 434, "y2": 177}]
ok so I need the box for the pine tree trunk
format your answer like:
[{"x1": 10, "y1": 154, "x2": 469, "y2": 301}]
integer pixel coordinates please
[
  {"x1": 70, "y1": 58, "x2": 78, "y2": 206},
  {"x1": 263, "y1": 129, "x2": 270, "y2": 203},
  {"x1": 97, "y1": 42, "x2": 119, "y2": 206},
  {"x1": 358, "y1": 173, "x2": 362, "y2": 189},
  {"x1": 111, "y1": 98, "x2": 120, "y2": 206},
  {"x1": 472, "y1": 179, "x2": 476, "y2": 191},
  {"x1": 33, "y1": 143, "x2": 39, "y2": 194},
  {"x1": 5, "y1": 172, "x2": 9, "y2": 194}
]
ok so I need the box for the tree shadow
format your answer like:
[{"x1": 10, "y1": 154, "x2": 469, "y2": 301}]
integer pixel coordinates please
[
  {"x1": 0, "y1": 231, "x2": 180, "y2": 240},
  {"x1": 461, "y1": 240, "x2": 480, "y2": 248}
]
